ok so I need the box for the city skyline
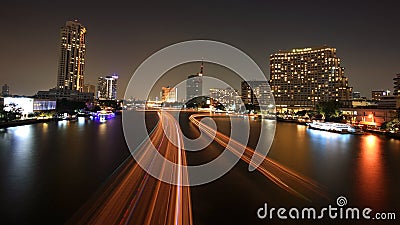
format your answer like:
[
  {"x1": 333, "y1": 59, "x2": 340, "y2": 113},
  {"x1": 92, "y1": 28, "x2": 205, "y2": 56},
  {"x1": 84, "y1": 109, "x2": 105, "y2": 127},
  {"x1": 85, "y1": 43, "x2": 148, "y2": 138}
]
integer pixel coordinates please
[{"x1": 1, "y1": 1, "x2": 400, "y2": 99}]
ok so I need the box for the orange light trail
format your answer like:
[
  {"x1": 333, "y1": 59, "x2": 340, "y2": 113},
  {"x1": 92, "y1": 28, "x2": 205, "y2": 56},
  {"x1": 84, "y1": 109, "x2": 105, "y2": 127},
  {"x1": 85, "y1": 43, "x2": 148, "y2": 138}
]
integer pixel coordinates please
[
  {"x1": 67, "y1": 111, "x2": 193, "y2": 225},
  {"x1": 189, "y1": 113, "x2": 329, "y2": 202}
]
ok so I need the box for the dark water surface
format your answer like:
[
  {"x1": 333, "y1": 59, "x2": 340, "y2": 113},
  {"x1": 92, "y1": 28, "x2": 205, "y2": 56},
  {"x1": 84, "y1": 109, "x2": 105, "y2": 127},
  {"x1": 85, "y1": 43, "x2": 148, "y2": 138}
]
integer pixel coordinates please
[{"x1": 1, "y1": 112, "x2": 399, "y2": 225}]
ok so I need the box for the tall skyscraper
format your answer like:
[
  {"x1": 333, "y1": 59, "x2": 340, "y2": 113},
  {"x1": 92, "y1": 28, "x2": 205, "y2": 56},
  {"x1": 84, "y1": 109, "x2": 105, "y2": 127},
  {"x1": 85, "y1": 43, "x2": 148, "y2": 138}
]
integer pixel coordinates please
[
  {"x1": 57, "y1": 20, "x2": 87, "y2": 92},
  {"x1": 97, "y1": 74, "x2": 118, "y2": 100},
  {"x1": 394, "y1": 73, "x2": 400, "y2": 96},
  {"x1": 269, "y1": 46, "x2": 352, "y2": 111},
  {"x1": 186, "y1": 61, "x2": 203, "y2": 101}
]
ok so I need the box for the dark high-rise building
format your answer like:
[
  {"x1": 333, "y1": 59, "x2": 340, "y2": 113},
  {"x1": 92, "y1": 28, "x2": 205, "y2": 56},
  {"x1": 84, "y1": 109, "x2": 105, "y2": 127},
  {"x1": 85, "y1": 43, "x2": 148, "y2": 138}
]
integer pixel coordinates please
[
  {"x1": 394, "y1": 73, "x2": 400, "y2": 96},
  {"x1": 97, "y1": 74, "x2": 118, "y2": 100},
  {"x1": 269, "y1": 46, "x2": 352, "y2": 111},
  {"x1": 2, "y1": 84, "x2": 10, "y2": 96},
  {"x1": 57, "y1": 20, "x2": 86, "y2": 92},
  {"x1": 186, "y1": 62, "x2": 203, "y2": 101},
  {"x1": 83, "y1": 84, "x2": 96, "y2": 94},
  {"x1": 241, "y1": 81, "x2": 270, "y2": 106}
]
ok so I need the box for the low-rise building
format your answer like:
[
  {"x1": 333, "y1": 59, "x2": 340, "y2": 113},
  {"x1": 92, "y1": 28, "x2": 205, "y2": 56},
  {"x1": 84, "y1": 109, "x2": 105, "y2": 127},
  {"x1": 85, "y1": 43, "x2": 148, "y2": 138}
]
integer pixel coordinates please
[{"x1": 36, "y1": 88, "x2": 94, "y2": 102}]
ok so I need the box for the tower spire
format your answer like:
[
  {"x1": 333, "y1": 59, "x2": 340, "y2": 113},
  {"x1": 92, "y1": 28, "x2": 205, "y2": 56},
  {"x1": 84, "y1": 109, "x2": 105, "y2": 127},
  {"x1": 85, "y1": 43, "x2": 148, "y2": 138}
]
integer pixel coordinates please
[{"x1": 198, "y1": 59, "x2": 204, "y2": 76}]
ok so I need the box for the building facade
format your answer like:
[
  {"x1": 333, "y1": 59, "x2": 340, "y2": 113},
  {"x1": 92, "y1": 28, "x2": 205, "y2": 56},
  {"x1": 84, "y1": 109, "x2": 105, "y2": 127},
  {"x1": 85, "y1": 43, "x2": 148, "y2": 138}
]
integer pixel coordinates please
[
  {"x1": 269, "y1": 46, "x2": 352, "y2": 112},
  {"x1": 161, "y1": 86, "x2": 177, "y2": 102},
  {"x1": 241, "y1": 81, "x2": 271, "y2": 106},
  {"x1": 57, "y1": 20, "x2": 87, "y2": 92},
  {"x1": 210, "y1": 87, "x2": 241, "y2": 111},
  {"x1": 36, "y1": 88, "x2": 94, "y2": 102},
  {"x1": 352, "y1": 91, "x2": 362, "y2": 99},
  {"x1": 342, "y1": 108, "x2": 398, "y2": 127},
  {"x1": 371, "y1": 90, "x2": 389, "y2": 101},
  {"x1": 1, "y1": 84, "x2": 9, "y2": 96},
  {"x1": 97, "y1": 74, "x2": 118, "y2": 100},
  {"x1": 394, "y1": 73, "x2": 400, "y2": 96},
  {"x1": 186, "y1": 62, "x2": 204, "y2": 101},
  {"x1": 83, "y1": 84, "x2": 96, "y2": 94}
]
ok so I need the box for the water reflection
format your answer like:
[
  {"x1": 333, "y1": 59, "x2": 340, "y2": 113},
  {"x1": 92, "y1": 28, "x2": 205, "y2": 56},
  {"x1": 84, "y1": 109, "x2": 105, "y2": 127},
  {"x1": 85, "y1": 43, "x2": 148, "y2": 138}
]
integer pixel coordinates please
[
  {"x1": 306, "y1": 129, "x2": 350, "y2": 152},
  {"x1": 42, "y1": 122, "x2": 48, "y2": 134},
  {"x1": 5, "y1": 125, "x2": 35, "y2": 201},
  {"x1": 14, "y1": 125, "x2": 32, "y2": 138},
  {"x1": 57, "y1": 120, "x2": 69, "y2": 128},
  {"x1": 98, "y1": 123, "x2": 107, "y2": 136},
  {"x1": 78, "y1": 117, "x2": 86, "y2": 126},
  {"x1": 356, "y1": 134, "x2": 386, "y2": 209}
]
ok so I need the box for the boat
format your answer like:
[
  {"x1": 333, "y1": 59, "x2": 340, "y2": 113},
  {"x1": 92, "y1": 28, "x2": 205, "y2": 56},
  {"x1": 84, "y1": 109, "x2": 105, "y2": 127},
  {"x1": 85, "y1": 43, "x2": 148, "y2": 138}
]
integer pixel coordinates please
[
  {"x1": 306, "y1": 121, "x2": 362, "y2": 134},
  {"x1": 90, "y1": 110, "x2": 116, "y2": 122}
]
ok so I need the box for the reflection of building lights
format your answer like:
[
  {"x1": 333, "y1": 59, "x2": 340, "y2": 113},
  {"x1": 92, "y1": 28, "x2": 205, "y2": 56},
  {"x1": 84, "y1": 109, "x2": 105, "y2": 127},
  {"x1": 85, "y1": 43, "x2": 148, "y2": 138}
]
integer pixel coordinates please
[
  {"x1": 365, "y1": 135, "x2": 377, "y2": 148},
  {"x1": 14, "y1": 125, "x2": 32, "y2": 138},
  {"x1": 58, "y1": 120, "x2": 68, "y2": 126},
  {"x1": 42, "y1": 123, "x2": 48, "y2": 133},
  {"x1": 78, "y1": 117, "x2": 85, "y2": 125}
]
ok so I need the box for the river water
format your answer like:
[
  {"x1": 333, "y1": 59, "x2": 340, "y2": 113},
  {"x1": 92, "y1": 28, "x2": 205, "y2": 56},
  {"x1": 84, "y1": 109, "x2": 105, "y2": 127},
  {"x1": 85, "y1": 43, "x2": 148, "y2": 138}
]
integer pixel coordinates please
[{"x1": 0, "y1": 111, "x2": 399, "y2": 224}]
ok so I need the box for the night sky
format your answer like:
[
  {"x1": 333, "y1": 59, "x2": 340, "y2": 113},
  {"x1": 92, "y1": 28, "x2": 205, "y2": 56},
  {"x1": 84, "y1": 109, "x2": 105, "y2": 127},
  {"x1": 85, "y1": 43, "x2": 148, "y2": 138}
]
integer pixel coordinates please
[{"x1": 1, "y1": 0, "x2": 399, "y2": 99}]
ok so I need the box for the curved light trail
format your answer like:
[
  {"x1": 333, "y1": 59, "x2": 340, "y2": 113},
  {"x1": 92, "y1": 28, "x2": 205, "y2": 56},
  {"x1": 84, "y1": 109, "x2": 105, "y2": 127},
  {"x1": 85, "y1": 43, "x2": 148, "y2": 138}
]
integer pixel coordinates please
[
  {"x1": 68, "y1": 110, "x2": 329, "y2": 225},
  {"x1": 189, "y1": 113, "x2": 329, "y2": 202},
  {"x1": 68, "y1": 111, "x2": 192, "y2": 225}
]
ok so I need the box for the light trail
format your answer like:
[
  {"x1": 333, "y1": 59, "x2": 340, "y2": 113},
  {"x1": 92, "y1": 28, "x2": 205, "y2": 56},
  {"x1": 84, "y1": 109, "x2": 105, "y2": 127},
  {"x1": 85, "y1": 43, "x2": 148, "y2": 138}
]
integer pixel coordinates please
[
  {"x1": 68, "y1": 110, "x2": 326, "y2": 224},
  {"x1": 67, "y1": 111, "x2": 193, "y2": 225},
  {"x1": 189, "y1": 113, "x2": 329, "y2": 202}
]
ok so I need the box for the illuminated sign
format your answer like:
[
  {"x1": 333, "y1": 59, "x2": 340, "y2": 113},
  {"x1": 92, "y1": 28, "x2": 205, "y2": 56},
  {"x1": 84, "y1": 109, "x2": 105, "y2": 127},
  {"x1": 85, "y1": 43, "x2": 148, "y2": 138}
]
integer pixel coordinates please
[{"x1": 292, "y1": 48, "x2": 312, "y2": 53}]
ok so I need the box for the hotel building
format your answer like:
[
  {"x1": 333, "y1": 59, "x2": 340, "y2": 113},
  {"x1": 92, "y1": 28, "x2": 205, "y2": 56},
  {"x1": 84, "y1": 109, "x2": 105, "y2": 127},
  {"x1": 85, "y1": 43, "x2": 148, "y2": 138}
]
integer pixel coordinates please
[{"x1": 269, "y1": 46, "x2": 352, "y2": 112}]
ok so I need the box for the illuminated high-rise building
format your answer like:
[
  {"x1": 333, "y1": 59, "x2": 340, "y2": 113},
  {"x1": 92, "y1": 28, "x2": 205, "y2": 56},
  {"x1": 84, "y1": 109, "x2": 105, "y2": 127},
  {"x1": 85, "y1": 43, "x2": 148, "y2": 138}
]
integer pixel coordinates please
[
  {"x1": 97, "y1": 74, "x2": 118, "y2": 100},
  {"x1": 57, "y1": 20, "x2": 86, "y2": 92},
  {"x1": 186, "y1": 62, "x2": 203, "y2": 101},
  {"x1": 269, "y1": 46, "x2": 352, "y2": 111}
]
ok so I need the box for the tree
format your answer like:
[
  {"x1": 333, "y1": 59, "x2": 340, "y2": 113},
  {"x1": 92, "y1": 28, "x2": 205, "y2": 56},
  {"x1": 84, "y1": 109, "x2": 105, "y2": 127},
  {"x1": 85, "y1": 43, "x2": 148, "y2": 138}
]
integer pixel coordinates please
[
  {"x1": 1, "y1": 103, "x2": 23, "y2": 122},
  {"x1": 316, "y1": 101, "x2": 342, "y2": 121}
]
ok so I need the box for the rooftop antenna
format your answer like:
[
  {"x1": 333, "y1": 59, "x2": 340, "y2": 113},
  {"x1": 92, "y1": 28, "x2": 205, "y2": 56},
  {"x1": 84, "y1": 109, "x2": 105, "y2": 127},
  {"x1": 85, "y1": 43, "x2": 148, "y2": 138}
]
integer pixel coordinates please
[{"x1": 198, "y1": 58, "x2": 204, "y2": 76}]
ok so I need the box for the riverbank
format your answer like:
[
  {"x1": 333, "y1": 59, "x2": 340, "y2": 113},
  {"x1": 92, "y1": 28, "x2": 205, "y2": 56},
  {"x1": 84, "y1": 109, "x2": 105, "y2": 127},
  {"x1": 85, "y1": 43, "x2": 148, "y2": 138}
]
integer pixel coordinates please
[
  {"x1": 277, "y1": 117, "x2": 400, "y2": 140},
  {"x1": 0, "y1": 118, "x2": 54, "y2": 129}
]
